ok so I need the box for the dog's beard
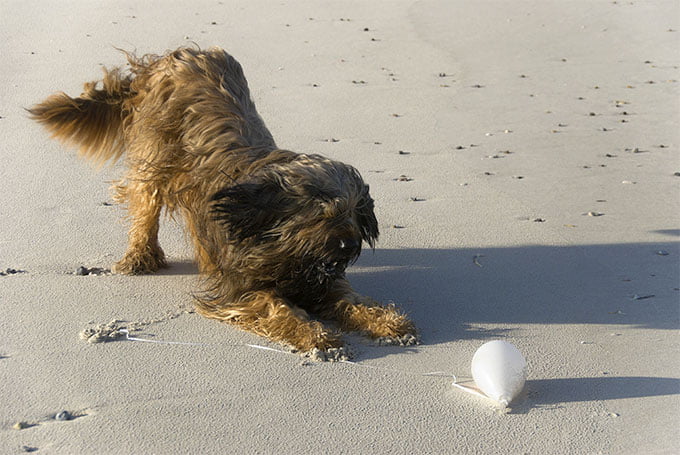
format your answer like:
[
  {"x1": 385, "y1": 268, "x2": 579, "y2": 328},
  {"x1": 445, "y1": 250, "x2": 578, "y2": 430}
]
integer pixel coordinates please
[{"x1": 276, "y1": 247, "x2": 360, "y2": 305}]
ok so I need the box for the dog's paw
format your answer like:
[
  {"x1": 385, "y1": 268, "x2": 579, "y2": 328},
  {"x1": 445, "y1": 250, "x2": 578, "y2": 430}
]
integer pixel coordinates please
[
  {"x1": 375, "y1": 333, "x2": 420, "y2": 347},
  {"x1": 304, "y1": 345, "x2": 353, "y2": 362},
  {"x1": 112, "y1": 250, "x2": 167, "y2": 275}
]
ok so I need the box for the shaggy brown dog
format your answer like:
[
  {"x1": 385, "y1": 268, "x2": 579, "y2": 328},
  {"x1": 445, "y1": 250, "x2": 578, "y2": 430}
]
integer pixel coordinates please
[{"x1": 29, "y1": 47, "x2": 416, "y2": 356}]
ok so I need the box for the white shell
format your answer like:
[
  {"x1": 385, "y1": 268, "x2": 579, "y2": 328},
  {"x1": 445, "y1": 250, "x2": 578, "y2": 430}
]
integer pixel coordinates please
[{"x1": 471, "y1": 340, "x2": 527, "y2": 407}]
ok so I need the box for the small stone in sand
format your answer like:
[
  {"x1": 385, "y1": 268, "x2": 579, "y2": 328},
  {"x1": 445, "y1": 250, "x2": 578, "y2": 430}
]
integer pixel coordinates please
[
  {"x1": 55, "y1": 410, "x2": 72, "y2": 421},
  {"x1": 473, "y1": 254, "x2": 484, "y2": 267},
  {"x1": 13, "y1": 421, "x2": 32, "y2": 430},
  {"x1": 0, "y1": 268, "x2": 26, "y2": 276},
  {"x1": 586, "y1": 211, "x2": 605, "y2": 217}
]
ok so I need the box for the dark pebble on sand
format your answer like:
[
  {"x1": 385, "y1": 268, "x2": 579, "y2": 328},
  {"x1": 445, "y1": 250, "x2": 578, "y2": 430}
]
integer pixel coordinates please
[
  {"x1": 55, "y1": 411, "x2": 72, "y2": 421},
  {"x1": 76, "y1": 266, "x2": 89, "y2": 276},
  {"x1": 1, "y1": 268, "x2": 25, "y2": 276}
]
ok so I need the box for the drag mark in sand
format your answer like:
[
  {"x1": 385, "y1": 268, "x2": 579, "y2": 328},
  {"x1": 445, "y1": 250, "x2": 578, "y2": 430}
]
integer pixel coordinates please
[{"x1": 80, "y1": 306, "x2": 195, "y2": 343}]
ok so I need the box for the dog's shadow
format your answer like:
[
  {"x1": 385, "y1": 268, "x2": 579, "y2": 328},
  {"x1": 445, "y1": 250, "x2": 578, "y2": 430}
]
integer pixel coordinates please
[
  {"x1": 156, "y1": 260, "x2": 199, "y2": 276},
  {"x1": 348, "y1": 242, "x2": 678, "y2": 348}
]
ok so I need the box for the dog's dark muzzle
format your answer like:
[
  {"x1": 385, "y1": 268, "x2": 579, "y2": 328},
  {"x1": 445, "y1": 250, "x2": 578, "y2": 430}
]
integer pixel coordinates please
[{"x1": 319, "y1": 260, "x2": 348, "y2": 278}]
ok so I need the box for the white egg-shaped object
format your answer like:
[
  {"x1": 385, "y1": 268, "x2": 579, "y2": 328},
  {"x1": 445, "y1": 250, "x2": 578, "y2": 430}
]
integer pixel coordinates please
[{"x1": 471, "y1": 340, "x2": 527, "y2": 407}]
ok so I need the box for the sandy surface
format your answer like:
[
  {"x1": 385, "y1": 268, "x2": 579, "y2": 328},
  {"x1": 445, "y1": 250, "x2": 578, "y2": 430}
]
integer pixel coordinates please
[{"x1": 2, "y1": 0, "x2": 679, "y2": 453}]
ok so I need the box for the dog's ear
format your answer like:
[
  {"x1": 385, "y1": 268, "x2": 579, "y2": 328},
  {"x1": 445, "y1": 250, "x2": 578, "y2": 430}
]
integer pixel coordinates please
[
  {"x1": 356, "y1": 186, "x2": 379, "y2": 248},
  {"x1": 211, "y1": 180, "x2": 287, "y2": 243}
]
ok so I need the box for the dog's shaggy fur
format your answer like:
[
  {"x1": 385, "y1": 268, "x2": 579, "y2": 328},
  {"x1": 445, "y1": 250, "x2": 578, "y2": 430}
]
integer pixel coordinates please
[{"x1": 29, "y1": 47, "x2": 416, "y2": 354}]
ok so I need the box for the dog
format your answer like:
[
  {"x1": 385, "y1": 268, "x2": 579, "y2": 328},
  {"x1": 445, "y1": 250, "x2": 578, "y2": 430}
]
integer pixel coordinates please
[{"x1": 29, "y1": 47, "x2": 416, "y2": 356}]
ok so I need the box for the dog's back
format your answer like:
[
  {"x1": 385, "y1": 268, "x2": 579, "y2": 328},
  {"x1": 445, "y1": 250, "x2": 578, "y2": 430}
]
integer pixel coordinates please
[{"x1": 29, "y1": 47, "x2": 275, "y2": 168}]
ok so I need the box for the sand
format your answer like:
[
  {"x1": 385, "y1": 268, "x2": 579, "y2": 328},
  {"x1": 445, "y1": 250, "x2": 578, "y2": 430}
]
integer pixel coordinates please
[{"x1": 1, "y1": 0, "x2": 679, "y2": 453}]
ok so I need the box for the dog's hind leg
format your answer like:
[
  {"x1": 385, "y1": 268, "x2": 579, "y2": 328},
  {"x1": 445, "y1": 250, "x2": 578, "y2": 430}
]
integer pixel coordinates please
[
  {"x1": 196, "y1": 290, "x2": 343, "y2": 352},
  {"x1": 183, "y1": 216, "x2": 219, "y2": 275},
  {"x1": 112, "y1": 179, "x2": 167, "y2": 275}
]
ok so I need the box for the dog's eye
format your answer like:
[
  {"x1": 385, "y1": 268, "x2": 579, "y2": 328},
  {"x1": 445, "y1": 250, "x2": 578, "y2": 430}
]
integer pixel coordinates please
[{"x1": 321, "y1": 198, "x2": 349, "y2": 218}]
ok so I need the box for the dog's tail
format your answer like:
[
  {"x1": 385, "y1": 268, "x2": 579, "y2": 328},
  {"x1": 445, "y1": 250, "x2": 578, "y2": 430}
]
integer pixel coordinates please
[{"x1": 28, "y1": 67, "x2": 133, "y2": 167}]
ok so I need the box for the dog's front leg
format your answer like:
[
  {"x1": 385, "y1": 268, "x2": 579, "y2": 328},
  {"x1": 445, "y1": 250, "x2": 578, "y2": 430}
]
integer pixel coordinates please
[
  {"x1": 195, "y1": 289, "x2": 343, "y2": 353},
  {"x1": 319, "y1": 280, "x2": 417, "y2": 343}
]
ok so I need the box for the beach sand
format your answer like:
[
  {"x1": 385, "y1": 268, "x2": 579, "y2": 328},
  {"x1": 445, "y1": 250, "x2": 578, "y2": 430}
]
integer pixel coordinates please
[{"x1": 1, "y1": 0, "x2": 678, "y2": 453}]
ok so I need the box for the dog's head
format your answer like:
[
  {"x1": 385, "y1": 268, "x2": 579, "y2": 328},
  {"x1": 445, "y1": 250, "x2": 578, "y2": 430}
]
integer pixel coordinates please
[{"x1": 211, "y1": 154, "x2": 378, "y2": 296}]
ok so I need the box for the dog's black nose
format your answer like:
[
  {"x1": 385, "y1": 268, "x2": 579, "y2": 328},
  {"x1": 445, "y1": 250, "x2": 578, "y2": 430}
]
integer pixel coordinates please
[{"x1": 338, "y1": 238, "x2": 360, "y2": 253}]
